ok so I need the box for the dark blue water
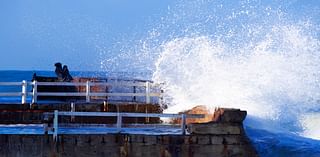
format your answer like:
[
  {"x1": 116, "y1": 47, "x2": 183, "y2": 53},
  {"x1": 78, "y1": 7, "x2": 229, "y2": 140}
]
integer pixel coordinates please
[
  {"x1": 0, "y1": 70, "x2": 151, "y2": 83},
  {"x1": 245, "y1": 123, "x2": 320, "y2": 157}
]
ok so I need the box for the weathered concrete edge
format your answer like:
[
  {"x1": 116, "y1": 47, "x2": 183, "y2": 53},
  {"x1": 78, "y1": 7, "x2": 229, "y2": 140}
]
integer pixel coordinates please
[{"x1": 0, "y1": 134, "x2": 258, "y2": 157}]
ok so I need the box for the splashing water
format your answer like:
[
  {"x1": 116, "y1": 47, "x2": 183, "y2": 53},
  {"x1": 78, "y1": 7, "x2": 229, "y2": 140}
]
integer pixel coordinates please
[
  {"x1": 152, "y1": 25, "x2": 320, "y2": 115},
  {"x1": 149, "y1": 1, "x2": 320, "y2": 140},
  {"x1": 99, "y1": 0, "x2": 320, "y2": 141},
  {"x1": 153, "y1": 28, "x2": 320, "y2": 138}
]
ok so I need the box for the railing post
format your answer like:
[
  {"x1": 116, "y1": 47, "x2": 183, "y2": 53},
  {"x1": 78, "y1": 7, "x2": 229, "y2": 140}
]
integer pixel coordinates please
[
  {"x1": 44, "y1": 123, "x2": 48, "y2": 134},
  {"x1": 133, "y1": 80, "x2": 136, "y2": 102},
  {"x1": 181, "y1": 114, "x2": 186, "y2": 135},
  {"x1": 103, "y1": 101, "x2": 108, "y2": 112},
  {"x1": 53, "y1": 110, "x2": 58, "y2": 142},
  {"x1": 71, "y1": 102, "x2": 75, "y2": 122},
  {"x1": 21, "y1": 80, "x2": 27, "y2": 104},
  {"x1": 145, "y1": 81, "x2": 150, "y2": 104},
  {"x1": 32, "y1": 80, "x2": 37, "y2": 104},
  {"x1": 116, "y1": 112, "x2": 122, "y2": 133},
  {"x1": 86, "y1": 81, "x2": 90, "y2": 103}
]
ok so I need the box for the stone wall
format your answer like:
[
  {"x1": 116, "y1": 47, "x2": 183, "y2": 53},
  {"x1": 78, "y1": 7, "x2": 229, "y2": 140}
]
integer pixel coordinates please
[
  {"x1": 0, "y1": 108, "x2": 258, "y2": 157},
  {"x1": 0, "y1": 133, "x2": 257, "y2": 157}
]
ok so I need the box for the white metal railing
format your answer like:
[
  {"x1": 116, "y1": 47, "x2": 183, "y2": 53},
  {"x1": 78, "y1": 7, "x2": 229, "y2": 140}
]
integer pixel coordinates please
[
  {"x1": 0, "y1": 81, "x2": 29, "y2": 104},
  {"x1": 0, "y1": 80, "x2": 163, "y2": 104},
  {"x1": 47, "y1": 110, "x2": 204, "y2": 141}
]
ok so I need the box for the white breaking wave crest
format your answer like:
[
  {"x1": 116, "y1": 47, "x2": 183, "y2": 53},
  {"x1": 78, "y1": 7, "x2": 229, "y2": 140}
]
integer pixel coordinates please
[
  {"x1": 152, "y1": 24, "x2": 320, "y2": 139},
  {"x1": 154, "y1": 25, "x2": 320, "y2": 112},
  {"x1": 148, "y1": 0, "x2": 320, "y2": 139},
  {"x1": 99, "y1": 0, "x2": 320, "y2": 140}
]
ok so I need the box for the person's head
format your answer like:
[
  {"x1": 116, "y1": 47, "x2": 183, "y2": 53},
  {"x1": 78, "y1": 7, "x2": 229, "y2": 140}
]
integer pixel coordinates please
[{"x1": 54, "y1": 62, "x2": 62, "y2": 67}]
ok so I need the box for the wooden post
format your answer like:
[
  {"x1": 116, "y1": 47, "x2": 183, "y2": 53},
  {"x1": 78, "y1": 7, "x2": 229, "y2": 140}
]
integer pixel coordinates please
[
  {"x1": 21, "y1": 80, "x2": 27, "y2": 104},
  {"x1": 86, "y1": 81, "x2": 90, "y2": 103},
  {"x1": 32, "y1": 80, "x2": 38, "y2": 104}
]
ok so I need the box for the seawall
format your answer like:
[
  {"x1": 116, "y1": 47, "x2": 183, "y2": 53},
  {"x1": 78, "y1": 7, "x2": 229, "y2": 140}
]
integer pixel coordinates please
[
  {"x1": 0, "y1": 133, "x2": 257, "y2": 157},
  {"x1": 0, "y1": 105, "x2": 258, "y2": 157}
]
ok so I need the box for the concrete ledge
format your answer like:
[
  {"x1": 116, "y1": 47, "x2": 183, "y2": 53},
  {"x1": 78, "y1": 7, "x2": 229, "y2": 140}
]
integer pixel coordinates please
[
  {"x1": 0, "y1": 134, "x2": 258, "y2": 157},
  {"x1": 0, "y1": 107, "x2": 258, "y2": 157},
  {"x1": 187, "y1": 123, "x2": 243, "y2": 135}
]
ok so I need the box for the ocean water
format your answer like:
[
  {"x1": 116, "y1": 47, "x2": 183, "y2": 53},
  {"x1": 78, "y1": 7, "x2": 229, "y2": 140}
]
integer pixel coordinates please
[{"x1": 1, "y1": 0, "x2": 320, "y2": 156}]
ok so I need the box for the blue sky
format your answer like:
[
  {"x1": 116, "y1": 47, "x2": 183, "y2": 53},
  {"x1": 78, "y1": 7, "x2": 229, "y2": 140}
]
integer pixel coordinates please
[
  {"x1": 0, "y1": 0, "x2": 319, "y2": 71},
  {"x1": 0, "y1": 0, "x2": 172, "y2": 71}
]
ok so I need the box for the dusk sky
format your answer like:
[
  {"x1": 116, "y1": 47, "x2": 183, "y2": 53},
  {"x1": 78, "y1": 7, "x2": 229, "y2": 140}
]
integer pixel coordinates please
[{"x1": 0, "y1": 0, "x2": 172, "y2": 71}]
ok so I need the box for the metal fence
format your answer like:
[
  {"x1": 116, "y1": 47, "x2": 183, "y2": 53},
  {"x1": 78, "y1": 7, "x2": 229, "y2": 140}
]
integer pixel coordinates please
[
  {"x1": 0, "y1": 80, "x2": 163, "y2": 104},
  {"x1": 46, "y1": 110, "x2": 204, "y2": 141}
]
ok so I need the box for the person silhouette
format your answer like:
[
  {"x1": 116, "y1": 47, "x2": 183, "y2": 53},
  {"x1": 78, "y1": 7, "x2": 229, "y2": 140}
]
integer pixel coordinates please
[
  {"x1": 62, "y1": 65, "x2": 73, "y2": 82},
  {"x1": 54, "y1": 62, "x2": 64, "y2": 81}
]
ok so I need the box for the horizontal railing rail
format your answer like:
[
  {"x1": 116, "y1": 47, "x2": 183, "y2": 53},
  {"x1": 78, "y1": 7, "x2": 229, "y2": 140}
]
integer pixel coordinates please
[
  {"x1": 0, "y1": 80, "x2": 163, "y2": 104},
  {"x1": 46, "y1": 110, "x2": 204, "y2": 141},
  {"x1": 34, "y1": 82, "x2": 156, "y2": 87}
]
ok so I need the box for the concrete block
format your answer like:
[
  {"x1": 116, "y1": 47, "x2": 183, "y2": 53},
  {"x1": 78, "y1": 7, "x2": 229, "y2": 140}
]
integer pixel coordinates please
[
  {"x1": 210, "y1": 136, "x2": 224, "y2": 144},
  {"x1": 224, "y1": 135, "x2": 248, "y2": 145},
  {"x1": 128, "y1": 144, "x2": 162, "y2": 157},
  {"x1": 143, "y1": 135, "x2": 157, "y2": 145},
  {"x1": 184, "y1": 135, "x2": 197, "y2": 144},
  {"x1": 129, "y1": 134, "x2": 144, "y2": 143},
  {"x1": 188, "y1": 123, "x2": 242, "y2": 135},
  {"x1": 102, "y1": 135, "x2": 118, "y2": 145},
  {"x1": 191, "y1": 145, "x2": 226, "y2": 157},
  {"x1": 210, "y1": 135, "x2": 248, "y2": 145},
  {"x1": 169, "y1": 136, "x2": 185, "y2": 145},
  {"x1": 197, "y1": 135, "x2": 211, "y2": 145},
  {"x1": 220, "y1": 109, "x2": 247, "y2": 123},
  {"x1": 161, "y1": 136, "x2": 170, "y2": 145}
]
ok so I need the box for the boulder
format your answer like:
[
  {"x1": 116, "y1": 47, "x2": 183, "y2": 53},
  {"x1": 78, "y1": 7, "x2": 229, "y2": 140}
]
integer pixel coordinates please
[
  {"x1": 212, "y1": 108, "x2": 247, "y2": 123},
  {"x1": 187, "y1": 108, "x2": 247, "y2": 135},
  {"x1": 170, "y1": 105, "x2": 214, "y2": 124}
]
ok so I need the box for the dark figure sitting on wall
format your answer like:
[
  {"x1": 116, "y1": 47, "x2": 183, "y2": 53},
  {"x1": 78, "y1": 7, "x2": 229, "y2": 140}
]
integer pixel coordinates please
[
  {"x1": 54, "y1": 62, "x2": 73, "y2": 82},
  {"x1": 62, "y1": 65, "x2": 73, "y2": 82},
  {"x1": 54, "y1": 62, "x2": 64, "y2": 81}
]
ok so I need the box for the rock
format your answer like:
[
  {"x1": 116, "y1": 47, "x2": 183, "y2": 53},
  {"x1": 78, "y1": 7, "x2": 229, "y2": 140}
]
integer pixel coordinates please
[
  {"x1": 212, "y1": 108, "x2": 247, "y2": 123},
  {"x1": 170, "y1": 106, "x2": 247, "y2": 124},
  {"x1": 187, "y1": 108, "x2": 247, "y2": 135},
  {"x1": 170, "y1": 105, "x2": 214, "y2": 124}
]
